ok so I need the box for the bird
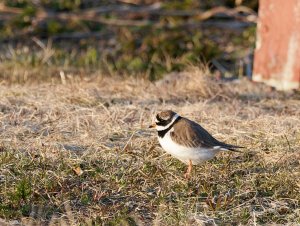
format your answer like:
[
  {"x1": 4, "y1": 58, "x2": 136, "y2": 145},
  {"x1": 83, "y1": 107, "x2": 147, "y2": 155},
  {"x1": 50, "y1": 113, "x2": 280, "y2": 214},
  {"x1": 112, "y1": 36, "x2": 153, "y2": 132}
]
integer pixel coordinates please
[{"x1": 149, "y1": 110, "x2": 243, "y2": 178}]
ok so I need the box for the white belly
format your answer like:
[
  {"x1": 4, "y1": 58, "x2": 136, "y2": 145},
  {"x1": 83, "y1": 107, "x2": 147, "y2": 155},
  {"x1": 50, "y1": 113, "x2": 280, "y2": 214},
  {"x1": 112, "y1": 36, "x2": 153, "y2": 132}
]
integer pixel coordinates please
[{"x1": 158, "y1": 131, "x2": 220, "y2": 165}]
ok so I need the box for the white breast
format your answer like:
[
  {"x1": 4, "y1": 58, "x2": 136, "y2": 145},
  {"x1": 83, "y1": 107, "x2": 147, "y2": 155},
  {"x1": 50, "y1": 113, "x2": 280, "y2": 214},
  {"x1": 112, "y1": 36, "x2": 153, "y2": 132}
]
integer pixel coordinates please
[{"x1": 158, "y1": 130, "x2": 220, "y2": 165}]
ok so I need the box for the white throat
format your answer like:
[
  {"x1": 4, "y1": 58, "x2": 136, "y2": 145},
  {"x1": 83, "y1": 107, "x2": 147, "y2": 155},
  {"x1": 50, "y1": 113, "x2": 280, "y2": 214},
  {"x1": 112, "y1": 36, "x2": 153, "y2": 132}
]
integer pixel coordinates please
[{"x1": 156, "y1": 114, "x2": 180, "y2": 131}]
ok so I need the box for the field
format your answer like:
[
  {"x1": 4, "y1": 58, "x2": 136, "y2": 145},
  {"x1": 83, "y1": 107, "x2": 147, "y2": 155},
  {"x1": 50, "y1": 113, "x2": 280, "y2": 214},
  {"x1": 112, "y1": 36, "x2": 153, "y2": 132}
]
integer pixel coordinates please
[{"x1": 0, "y1": 69, "x2": 300, "y2": 225}]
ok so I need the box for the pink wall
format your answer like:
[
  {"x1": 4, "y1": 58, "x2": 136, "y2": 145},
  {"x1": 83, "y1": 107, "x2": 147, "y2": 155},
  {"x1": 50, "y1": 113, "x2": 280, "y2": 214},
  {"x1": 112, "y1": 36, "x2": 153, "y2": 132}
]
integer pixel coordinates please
[{"x1": 253, "y1": 0, "x2": 300, "y2": 90}]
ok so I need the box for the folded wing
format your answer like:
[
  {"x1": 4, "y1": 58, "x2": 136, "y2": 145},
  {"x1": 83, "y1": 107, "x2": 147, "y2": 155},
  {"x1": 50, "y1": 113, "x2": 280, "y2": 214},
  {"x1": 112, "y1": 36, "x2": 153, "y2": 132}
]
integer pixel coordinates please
[{"x1": 171, "y1": 118, "x2": 243, "y2": 151}]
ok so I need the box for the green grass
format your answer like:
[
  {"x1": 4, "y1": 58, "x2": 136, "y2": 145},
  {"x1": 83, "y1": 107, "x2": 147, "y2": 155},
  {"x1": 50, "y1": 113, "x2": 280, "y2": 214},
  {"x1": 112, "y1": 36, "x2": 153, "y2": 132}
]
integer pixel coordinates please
[{"x1": 0, "y1": 70, "x2": 300, "y2": 225}]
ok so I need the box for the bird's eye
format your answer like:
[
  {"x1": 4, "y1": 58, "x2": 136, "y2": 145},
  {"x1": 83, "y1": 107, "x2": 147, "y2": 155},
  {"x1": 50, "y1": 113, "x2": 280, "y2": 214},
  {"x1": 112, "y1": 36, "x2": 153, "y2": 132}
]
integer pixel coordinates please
[{"x1": 156, "y1": 115, "x2": 162, "y2": 121}]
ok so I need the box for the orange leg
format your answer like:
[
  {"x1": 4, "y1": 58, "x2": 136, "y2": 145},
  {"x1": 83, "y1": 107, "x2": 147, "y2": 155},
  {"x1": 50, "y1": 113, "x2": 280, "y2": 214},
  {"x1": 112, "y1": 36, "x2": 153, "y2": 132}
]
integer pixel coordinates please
[{"x1": 184, "y1": 160, "x2": 193, "y2": 179}]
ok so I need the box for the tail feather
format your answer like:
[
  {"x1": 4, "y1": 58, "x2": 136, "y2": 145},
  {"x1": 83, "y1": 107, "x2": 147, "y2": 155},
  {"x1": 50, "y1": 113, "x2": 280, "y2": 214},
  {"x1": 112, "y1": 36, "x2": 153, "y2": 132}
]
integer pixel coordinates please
[{"x1": 219, "y1": 143, "x2": 244, "y2": 152}]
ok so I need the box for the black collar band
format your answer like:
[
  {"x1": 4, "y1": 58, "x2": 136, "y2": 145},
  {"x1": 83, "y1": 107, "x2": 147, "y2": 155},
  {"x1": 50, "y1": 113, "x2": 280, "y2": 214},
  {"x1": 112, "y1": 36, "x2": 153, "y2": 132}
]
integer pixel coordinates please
[{"x1": 157, "y1": 116, "x2": 181, "y2": 138}]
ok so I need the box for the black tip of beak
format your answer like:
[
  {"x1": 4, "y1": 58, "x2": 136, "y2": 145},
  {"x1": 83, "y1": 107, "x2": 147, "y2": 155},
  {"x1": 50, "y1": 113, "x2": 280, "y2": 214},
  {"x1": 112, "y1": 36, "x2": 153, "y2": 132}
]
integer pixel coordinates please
[{"x1": 149, "y1": 124, "x2": 156, "y2": 128}]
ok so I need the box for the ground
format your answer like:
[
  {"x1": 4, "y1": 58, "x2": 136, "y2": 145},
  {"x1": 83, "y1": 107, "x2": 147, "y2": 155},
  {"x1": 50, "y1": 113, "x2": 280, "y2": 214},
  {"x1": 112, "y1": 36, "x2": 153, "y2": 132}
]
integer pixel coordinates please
[{"x1": 0, "y1": 69, "x2": 300, "y2": 225}]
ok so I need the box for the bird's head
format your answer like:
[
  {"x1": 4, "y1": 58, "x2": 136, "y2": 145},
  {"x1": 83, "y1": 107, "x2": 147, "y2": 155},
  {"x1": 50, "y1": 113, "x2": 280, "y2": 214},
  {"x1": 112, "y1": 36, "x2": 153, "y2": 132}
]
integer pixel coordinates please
[{"x1": 149, "y1": 110, "x2": 179, "y2": 131}]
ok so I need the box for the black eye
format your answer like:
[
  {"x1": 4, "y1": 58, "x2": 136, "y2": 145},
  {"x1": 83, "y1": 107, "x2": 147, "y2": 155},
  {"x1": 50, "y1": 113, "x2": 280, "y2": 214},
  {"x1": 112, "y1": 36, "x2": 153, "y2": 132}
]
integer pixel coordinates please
[{"x1": 156, "y1": 115, "x2": 162, "y2": 121}]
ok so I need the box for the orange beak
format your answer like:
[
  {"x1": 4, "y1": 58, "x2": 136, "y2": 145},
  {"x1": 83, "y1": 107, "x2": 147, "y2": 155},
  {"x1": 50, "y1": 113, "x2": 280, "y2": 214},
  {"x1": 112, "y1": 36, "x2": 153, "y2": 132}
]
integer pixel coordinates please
[{"x1": 149, "y1": 123, "x2": 156, "y2": 128}]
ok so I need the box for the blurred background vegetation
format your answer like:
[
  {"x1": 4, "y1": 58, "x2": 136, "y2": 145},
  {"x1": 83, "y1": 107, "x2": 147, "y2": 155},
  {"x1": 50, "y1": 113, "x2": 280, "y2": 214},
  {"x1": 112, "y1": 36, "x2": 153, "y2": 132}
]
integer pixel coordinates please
[{"x1": 0, "y1": 0, "x2": 258, "y2": 81}]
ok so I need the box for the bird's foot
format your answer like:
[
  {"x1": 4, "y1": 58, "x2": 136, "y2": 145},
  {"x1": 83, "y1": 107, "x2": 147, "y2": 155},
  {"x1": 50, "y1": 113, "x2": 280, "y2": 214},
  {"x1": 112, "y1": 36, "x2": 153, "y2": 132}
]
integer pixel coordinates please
[
  {"x1": 184, "y1": 172, "x2": 191, "y2": 179},
  {"x1": 184, "y1": 160, "x2": 193, "y2": 179}
]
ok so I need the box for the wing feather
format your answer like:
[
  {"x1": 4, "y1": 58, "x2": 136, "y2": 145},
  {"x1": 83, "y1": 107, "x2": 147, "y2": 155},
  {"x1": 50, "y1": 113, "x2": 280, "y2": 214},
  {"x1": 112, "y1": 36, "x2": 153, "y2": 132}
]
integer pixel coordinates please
[{"x1": 170, "y1": 118, "x2": 242, "y2": 151}]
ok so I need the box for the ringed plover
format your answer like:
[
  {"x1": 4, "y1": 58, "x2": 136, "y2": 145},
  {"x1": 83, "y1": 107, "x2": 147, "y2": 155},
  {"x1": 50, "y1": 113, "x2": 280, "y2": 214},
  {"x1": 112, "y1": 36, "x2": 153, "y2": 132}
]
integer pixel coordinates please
[{"x1": 149, "y1": 110, "x2": 242, "y2": 178}]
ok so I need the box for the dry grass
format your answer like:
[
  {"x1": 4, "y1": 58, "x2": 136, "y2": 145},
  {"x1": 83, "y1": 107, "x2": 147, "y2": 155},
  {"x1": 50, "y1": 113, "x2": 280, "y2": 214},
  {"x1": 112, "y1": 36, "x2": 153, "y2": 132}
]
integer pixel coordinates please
[{"x1": 0, "y1": 69, "x2": 300, "y2": 225}]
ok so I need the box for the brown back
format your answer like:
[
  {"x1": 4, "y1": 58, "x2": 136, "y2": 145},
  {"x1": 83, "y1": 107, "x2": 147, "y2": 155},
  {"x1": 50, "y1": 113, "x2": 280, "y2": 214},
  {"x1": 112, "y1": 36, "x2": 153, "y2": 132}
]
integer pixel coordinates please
[{"x1": 171, "y1": 117, "x2": 227, "y2": 149}]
